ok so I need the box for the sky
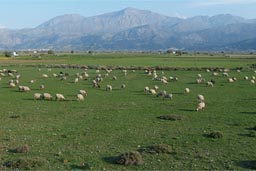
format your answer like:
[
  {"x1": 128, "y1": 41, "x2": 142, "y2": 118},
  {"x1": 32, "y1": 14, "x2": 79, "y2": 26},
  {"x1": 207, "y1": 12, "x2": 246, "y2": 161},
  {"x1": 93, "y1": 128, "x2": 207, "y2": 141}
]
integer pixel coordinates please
[{"x1": 1, "y1": 0, "x2": 256, "y2": 29}]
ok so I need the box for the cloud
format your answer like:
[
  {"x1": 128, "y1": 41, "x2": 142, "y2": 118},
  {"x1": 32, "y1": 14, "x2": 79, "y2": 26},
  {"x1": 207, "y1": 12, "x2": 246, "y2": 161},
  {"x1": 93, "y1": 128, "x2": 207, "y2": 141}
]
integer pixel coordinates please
[
  {"x1": 194, "y1": 0, "x2": 256, "y2": 6},
  {"x1": 0, "y1": 24, "x2": 6, "y2": 29},
  {"x1": 174, "y1": 13, "x2": 187, "y2": 19}
]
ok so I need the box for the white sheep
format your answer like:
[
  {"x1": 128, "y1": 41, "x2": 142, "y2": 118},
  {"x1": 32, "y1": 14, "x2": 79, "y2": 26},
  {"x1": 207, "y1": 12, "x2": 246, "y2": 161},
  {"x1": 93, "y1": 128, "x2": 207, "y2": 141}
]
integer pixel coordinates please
[
  {"x1": 112, "y1": 76, "x2": 117, "y2": 80},
  {"x1": 55, "y1": 93, "x2": 65, "y2": 101},
  {"x1": 30, "y1": 80, "x2": 35, "y2": 83},
  {"x1": 74, "y1": 78, "x2": 79, "y2": 83},
  {"x1": 153, "y1": 85, "x2": 159, "y2": 91},
  {"x1": 34, "y1": 93, "x2": 42, "y2": 100},
  {"x1": 163, "y1": 93, "x2": 173, "y2": 100},
  {"x1": 40, "y1": 84, "x2": 45, "y2": 89},
  {"x1": 251, "y1": 79, "x2": 255, "y2": 84},
  {"x1": 42, "y1": 93, "x2": 53, "y2": 100},
  {"x1": 121, "y1": 84, "x2": 126, "y2": 89},
  {"x1": 196, "y1": 102, "x2": 206, "y2": 111},
  {"x1": 198, "y1": 74, "x2": 202, "y2": 78},
  {"x1": 42, "y1": 74, "x2": 49, "y2": 78},
  {"x1": 9, "y1": 82, "x2": 16, "y2": 88},
  {"x1": 79, "y1": 90, "x2": 87, "y2": 96},
  {"x1": 144, "y1": 86, "x2": 150, "y2": 92},
  {"x1": 77, "y1": 94, "x2": 84, "y2": 101},
  {"x1": 149, "y1": 89, "x2": 157, "y2": 95},
  {"x1": 228, "y1": 78, "x2": 234, "y2": 83},
  {"x1": 184, "y1": 88, "x2": 190, "y2": 93},
  {"x1": 244, "y1": 76, "x2": 249, "y2": 80},
  {"x1": 106, "y1": 84, "x2": 113, "y2": 91},
  {"x1": 23, "y1": 86, "x2": 30, "y2": 92},
  {"x1": 223, "y1": 72, "x2": 229, "y2": 77},
  {"x1": 207, "y1": 81, "x2": 214, "y2": 87},
  {"x1": 197, "y1": 94, "x2": 205, "y2": 102}
]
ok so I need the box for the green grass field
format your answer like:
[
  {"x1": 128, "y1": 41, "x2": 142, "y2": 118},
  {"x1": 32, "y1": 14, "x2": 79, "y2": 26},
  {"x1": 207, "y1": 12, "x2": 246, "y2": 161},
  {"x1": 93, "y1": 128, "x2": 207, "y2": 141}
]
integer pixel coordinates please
[{"x1": 0, "y1": 53, "x2": 256, "y2": 170}]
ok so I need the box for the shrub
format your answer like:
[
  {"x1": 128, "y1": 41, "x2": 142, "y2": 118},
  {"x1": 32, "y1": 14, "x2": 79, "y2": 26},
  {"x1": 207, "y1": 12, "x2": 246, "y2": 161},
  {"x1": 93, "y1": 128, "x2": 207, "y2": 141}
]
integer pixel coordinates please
[
  {"x1": 14, "y1": 144, "x2": 30, "y2": 153},
  {"x1": 3, "y1": 157, "x2": 47, "y2": 170},
  {"x1": 115, "y1": 151, "x2": 143, "y2": 166},
  {"x1": 139, "y1": 144, "x2": 172, "y2": 154},
  {"x1": 157, "y1": 115, "x2": 183, "y2": 121},
  {"x1": 207, "y1": 131, "x2": 223, "y2": 138}
]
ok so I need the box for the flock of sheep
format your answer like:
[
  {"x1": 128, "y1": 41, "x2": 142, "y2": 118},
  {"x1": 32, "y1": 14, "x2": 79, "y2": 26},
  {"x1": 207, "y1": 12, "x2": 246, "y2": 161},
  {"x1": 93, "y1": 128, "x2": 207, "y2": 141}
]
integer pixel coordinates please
[{"x1": 0, "y1": 66, "x2": 255, "y2": 112}]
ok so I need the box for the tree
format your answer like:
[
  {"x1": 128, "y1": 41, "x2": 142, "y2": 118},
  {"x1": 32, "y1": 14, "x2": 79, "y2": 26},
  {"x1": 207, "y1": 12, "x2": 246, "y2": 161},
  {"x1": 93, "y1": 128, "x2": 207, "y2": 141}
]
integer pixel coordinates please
[
  {"x1": 4, "y1": 51, "x2": 12, "y2": 57},
  {"x1": 47, "y1": 50, "x2": 54, "y2": 55}
]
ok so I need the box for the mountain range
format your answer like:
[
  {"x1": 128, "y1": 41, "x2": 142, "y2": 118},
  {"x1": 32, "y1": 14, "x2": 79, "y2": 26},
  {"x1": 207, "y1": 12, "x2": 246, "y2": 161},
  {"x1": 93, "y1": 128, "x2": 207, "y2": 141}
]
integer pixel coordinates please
[{"x1": 1, "y1": 7, "x2": 256, "y2": 51}]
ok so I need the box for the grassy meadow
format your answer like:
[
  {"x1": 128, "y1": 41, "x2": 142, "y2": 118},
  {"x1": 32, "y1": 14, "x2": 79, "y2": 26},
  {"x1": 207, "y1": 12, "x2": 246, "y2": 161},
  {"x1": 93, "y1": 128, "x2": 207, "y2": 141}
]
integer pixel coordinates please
[{"x1": 0, "y1": 53, "x2": 256, "y2": 170}]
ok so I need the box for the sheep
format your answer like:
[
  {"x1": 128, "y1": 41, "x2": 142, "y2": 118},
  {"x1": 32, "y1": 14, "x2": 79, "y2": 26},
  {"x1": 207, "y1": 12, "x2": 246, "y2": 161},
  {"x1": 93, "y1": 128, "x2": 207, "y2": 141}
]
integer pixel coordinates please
[
  {"x1": 112, "y1": 76, "x2": 117, "y2": 80},
  {"x1": 40, "y1": 84, "x2": 45, "y2": 89},
  {"x1": 153, "y1": 85, "x2": 159, "y2": 91},
  {"x1": 156, "y1": 90, "x2": 167, "y2": 97},
  {"x1": 30, "y1": 80, "x2": 35, "y2": 83},
  {"x1": 161, "y1": 79, "x2": 168, "y2": 84},
  {"x1": 197, "y1": 94, "x2": 205, "y2": 102},
  {"x1": 197, "y1": 74, "x2": 202, "y2": 78},
  {"x1": 77, "y1": 94, "x2": 84, "y2": 101},
  {"x1": 252, "y1": 76, "x2": 256, "y2": 80},
  {"x1": 34, "y1": 93, "x2": 42, "y2": 100},
  {"x1": 9, "y1": 82, "x2": 16, "y2": 88},
  {"x1": 207, "y1": 81, "x2": 214, "y2": 87},
  {"x1": 52, "y1": 73, "x2": 58, "y2": 77},
  {"x1": 163, "y1": 93, "x2": 173, "y2": 100},
  {"x1": 206, "y1": 69, "x2": 211, "y2": 72},
  {"x1": 184, "y1": 88, "x2": 190, "y2": 94},
  {"x1": 106, "y1": 84, "x2": 113, "y2": 91},
  {"x1": 212, "y1": 72, "x2": 218, "y2": 76},
  {"x1": 74, "y1": 78, "x2": 79, "y2": 83},
  {"x1": 16, "y1": 74, "x2": 21, "y2": 79},
  {"x1": 121, "y1": 84, "x2": 126, "y2": 89},
  {"x1": 251, "y1": 79, "x2": 255, "y2": 84},
  {"x1": 196, "y1": 78, "x2": 203, "y2": 84},
  {"x1": 15, "y1": 79, "x2": 19, "y2": 84},
  {"x1": 79, "y1": 90, "x2": 87, "y2": 96},
  {"x1": 23, "y1": 86, "x2": 30, "y2": 92},
  {"x1": 42, "y1": 74, "x2": 49, "y2": 78},
  {"x1": 144, "y1": 86, "x2": 150, "y2": 92},
  {"x1": 223, "y1": 72, "x2": 229, "y2": 77},
  {"x1": 55, "y1": 93, "x2": 65, "y2": 101},
  {"x1": 244, "y1": 76, "x2": 249, "y2": 80},
  {"x1": 237, "y1": 69, "x2": 241, "y2": 73},
  {"x1": 149, "y1": 89, "x2": 157, "y2": 95},
  {"x1": 228, "y1": 78, "x2": 235, "y2": 83},
  {"x1": 42, "y1": 93, "x2": 53, "y2": 100},
  {"x1": 196, "y1": 102, "x2": 206, "y2": 111}
]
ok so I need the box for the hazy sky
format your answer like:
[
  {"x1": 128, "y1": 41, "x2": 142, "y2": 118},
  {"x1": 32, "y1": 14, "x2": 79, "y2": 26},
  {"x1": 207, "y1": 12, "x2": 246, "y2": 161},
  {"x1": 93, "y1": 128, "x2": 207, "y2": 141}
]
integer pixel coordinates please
[{"x1": 1, "y1": 0, "x2": 256, "y2": 29}]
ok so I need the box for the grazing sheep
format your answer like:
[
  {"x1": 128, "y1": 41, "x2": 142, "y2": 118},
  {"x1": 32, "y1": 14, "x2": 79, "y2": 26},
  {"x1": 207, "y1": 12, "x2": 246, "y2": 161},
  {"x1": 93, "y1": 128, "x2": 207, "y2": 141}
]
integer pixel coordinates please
[
  {"x1": 22, "y1": 86, "x2": 30, "y2": 92},
  {"x1": 9, "y1": 82, "x2": 16, "y2": 88},
  {"x1": 198, "y1": 74, "x2": 202, "y2": 78},
  {"x1": 153, "y1": 85, "x2": 159, "y2": 91},
  {"x1": 212, "y1": 72, "x2": 218, "y2": 76},
  {"x1": 206, "y1": 69, "x2": 211, "y2": 72},
  {"x1": 161, "y1": 79, "x2": 168, "y2": 84},
  {"x1": 40, "y1": 84, "x2": 45, "y2": 89},
  {"x1": 106, "y1": 84, "x2": 113, "y2": 91},
  {"x1": 55, "y1": 93, "x2": 65, "y2": 101},
  {"x1": 207, "y1": 81, "x2": 214, "y2": 87},
  {"x1": 163, "y1": 93, "x2": 173, "y2": 100},
  {"x1": 113, "y1": 76, "x2": 117, "y2": 80},
  {"x1": 42, "y1": 93, "x2": 53, "y2": 100},
  {"x1": 42, "y1": 74, "x2": 48, "y2": 78},
  {"x1": 30, "y1": 80, "x2": 35, "y2": 83},
  {"x1": 156, "y1": 90, "x2": 167, "y2": 97},
  {"x1": 74, "y1": 78, "x2": 79, "y2": 83},
  {"x1": 228, "y1": 78, "x2": 235, "y2": 83},
  {"x1": 197, "y1": 94, "x2": 205, "y2": 102},
  {"x1": 34, "y1": 93, "x2": 42, "y2": 100},
  {"x1": 149, "y1": 89, "x2": 157, "y2": 95},
  {"x1": 251, "y1": 79, "x2": 255, "y2": 84},
  {"x1": 121, "y1": 84, "x2": 126, "y2": 89},
  {"x1": 144, "y1": 86, "x2": 150, "y2": 92},
  {"x1": 223, "y1": 72, "x2": 229, "y2": 77},
  {"x1": 252, "y1": 76, "x2": 256, "y2": 80},
  {"x1": 196, "y1": 102, "x2": 206, "y2": 111},
  {"x1": 52, "y1": 73, "x2": 58, "y2": 77},
  {"x1": 79, "y1": 90, "x2": 87, "y2": 96},
  {"x1": 244, "y1": 76, "x2": 249, "y2": 80},
  {"x1": 77, "y1": 94, "x2": 84, "y2": 101},
  {"x1": 184, "y1": 88, "x2": 190, "y2": 93},
  {"x1": 15, "y1": 79, "x2": 19, "y2": 84},
  {"x1": 237, "y1": 69, "x2": 241, "y2": 73},
  {"x1": 16, "y1": 74, "x2": 21, "y2": 79},
  {"x1": 196, "y1": 78, "x2": 203, "y2": 84}
]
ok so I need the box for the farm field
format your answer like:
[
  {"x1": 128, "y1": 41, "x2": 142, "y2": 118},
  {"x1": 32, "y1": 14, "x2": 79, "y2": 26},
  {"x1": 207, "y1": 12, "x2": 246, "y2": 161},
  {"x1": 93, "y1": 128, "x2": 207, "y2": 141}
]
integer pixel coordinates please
[{"x1": 0, "y1": 53, "x2": 256, "y2": 170}]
